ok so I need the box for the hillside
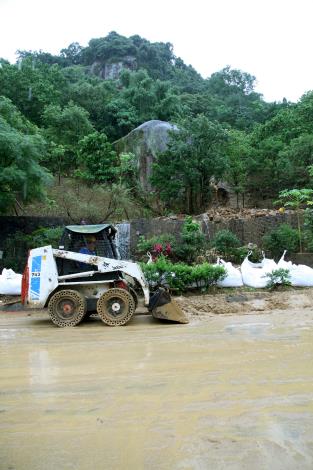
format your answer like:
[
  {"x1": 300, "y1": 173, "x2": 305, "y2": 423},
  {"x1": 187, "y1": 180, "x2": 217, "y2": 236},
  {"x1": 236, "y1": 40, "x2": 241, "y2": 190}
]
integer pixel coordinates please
[{"x1": 1, "y1": 31, "x2": 313, "y2": 217}]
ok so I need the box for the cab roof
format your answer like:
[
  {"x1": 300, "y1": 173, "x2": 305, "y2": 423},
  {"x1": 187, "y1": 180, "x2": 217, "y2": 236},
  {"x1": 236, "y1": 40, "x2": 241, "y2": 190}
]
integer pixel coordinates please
[{"x1": 65, "y1": 224, "x2": 116, "y2": 235}]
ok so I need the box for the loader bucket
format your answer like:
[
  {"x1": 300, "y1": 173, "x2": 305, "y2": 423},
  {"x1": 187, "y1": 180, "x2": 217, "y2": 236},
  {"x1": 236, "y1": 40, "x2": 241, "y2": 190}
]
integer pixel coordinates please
[{"x1": 148, "y1": 288, "x2": 189, "y2": 324}]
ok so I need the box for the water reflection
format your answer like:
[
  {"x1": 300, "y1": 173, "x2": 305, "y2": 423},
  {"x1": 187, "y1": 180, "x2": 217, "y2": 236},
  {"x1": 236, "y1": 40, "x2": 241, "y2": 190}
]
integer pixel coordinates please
[{"x1": 29, "y1": 350, "x2": 58, "y2": 385}]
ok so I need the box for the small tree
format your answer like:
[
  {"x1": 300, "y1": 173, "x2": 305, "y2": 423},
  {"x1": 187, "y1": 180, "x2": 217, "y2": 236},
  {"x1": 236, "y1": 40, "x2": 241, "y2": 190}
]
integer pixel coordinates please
[
  {"x1": 265, "y1": 268, "x2": 291, "y2": 289},
  {"x1": 275, "y1": 189, "x2": 313, "y2": 253},
  {"x1": 175, "y1": 216, "x2": 206, "y2": 263},
  {"x1": 151, "y1": 115, "x2": 228, "y2": 213},
  {"x1": 262, "y1": 224, "x2": 299, "y2": 259},
  {"x1": 211, "y1": 229, "x2": 241, "y2": 258},
  {"x1": 225, "y1": 130, "x2": 251, "y2": 208},
  {"x1": 76, "y1": 132, "x2": 119, "y2": 184}
]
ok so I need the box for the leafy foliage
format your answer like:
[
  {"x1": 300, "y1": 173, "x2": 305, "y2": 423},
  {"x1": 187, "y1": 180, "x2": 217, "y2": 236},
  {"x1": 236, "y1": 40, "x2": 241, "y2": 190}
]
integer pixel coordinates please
[
  {"x1": 137, "y1": 234, "x2": 176, "y2": 260},
  {"x1": 23, "y1": 226, "x2": 63, "y2": 249},
  {"x1": 2, "y1": 31, "x2": 313, "y2": 218},
  {"x1": 175, "y1": 216, "x2": 206, "y2": 263},
  {"x1": 76, "y1": 132, "x2": 118, "y2": 184},
  {"x1": 136, "y1": 217, "x2": 206, "y2": 264},
  {"x1": 262, "y1": 224, "x2": 299, "y2": 259},
  {"x1": 141, "y1": 255, "x2": 226, "y2": 292},
  {"x1": 275, "y1": 189, "x2": 313, "y2": 252},
  {"x1": 265, "y1": 268, "x2": 291, "y2": 289},
  {"x1": 42, "y1": 102, "x2": 94, "y2": 177},
  {"x1": 231, "y1": 245, "x2": 263, "y2": 264},
  {"x1": 152, "y1": 116, "x2": 228, "y2": 213},
  {"x1": 0, "y1": 98, "x2": 51, "y2": 214},
  {"x1": 224, "y1": 130, "x2": 251, "y2": 207},
  {"x1": 2, "y1": 226, "x2": 62, "y2": 271},
  {"x1": 211, "y1": 229, "x2": 241, "y2": 256}
]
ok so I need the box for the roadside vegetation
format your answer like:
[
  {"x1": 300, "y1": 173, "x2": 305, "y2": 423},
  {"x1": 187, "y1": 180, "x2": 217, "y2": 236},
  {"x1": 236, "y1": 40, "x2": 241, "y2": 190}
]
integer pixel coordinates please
[
  {"x1": 3, "y1": 213, "x2": 313, "y2": 293},
  {"x1": 1, "y1": 32, "x2": 313, "y2": 218}
]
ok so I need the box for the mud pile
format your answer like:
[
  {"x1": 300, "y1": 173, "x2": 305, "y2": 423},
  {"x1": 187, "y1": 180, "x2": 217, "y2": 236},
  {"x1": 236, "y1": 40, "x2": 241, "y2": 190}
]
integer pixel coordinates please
[
  {"x1": 175, "y1": 288, "x2": 313, "y2": 321},
  {"x1": 203, "y1": 207, "x2": 291, "y2": 221}
]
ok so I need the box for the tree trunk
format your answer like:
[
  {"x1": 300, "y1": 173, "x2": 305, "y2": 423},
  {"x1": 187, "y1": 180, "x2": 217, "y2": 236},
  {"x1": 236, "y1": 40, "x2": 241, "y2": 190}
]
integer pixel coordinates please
[
  {"x1": 186, "y1": 187, "x2": 191, "y2": 214},
  {"x1": 297, "y1": 210, "x2": 303, "y2": 253}
]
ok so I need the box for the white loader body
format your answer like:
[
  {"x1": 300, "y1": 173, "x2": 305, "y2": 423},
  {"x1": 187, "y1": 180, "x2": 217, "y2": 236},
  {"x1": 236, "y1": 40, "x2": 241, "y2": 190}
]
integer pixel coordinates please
[{"x1": 23, "y1": 245, "x2": 150, "y2": 308}]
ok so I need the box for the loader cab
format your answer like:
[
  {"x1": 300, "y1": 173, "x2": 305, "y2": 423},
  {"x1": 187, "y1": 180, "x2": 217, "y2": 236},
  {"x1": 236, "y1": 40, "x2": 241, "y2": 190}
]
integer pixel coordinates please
[{"x1": 57, "y1": 224, "x2": 119, "y2": 276}]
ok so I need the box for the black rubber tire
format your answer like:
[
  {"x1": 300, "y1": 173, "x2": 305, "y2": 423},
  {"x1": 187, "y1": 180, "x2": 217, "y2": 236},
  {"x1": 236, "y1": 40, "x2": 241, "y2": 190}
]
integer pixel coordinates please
[
  {"x1": 97, "y1": 288, "x2": 135, "y2": 326},
  {"x1": 48, "y1": 289, "x2": 86, "y2": 327}
]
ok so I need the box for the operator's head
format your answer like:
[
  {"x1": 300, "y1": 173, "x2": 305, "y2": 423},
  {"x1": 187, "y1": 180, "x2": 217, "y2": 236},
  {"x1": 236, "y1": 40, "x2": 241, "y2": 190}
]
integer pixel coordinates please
[{"x1": 86, "y1": 235, "x2": 96, "y2": 247}]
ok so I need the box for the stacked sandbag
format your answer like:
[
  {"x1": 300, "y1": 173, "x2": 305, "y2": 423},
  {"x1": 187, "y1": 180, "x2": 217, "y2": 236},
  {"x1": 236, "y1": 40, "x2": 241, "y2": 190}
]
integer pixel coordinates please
[
  {"x1": 241, "y1": 253, "x2": 277, "y2": 288},
  {"x1": 278, "y1": 250, "x2": 313, "y2": 287},
  {"x1": 0, "y1": 268, "x2": 22, "y2": 295},
  {"x1": 215, "y1": 258, "x2": 243, "y2": 287}
]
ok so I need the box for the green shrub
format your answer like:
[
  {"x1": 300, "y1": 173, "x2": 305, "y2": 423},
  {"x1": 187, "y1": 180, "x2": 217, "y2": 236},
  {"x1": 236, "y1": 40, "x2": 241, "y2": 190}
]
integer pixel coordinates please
[
  {"x1": 190, "y1": 263, "x2": 226, "y2": 289},
  {"x1": 141, "y1": 255, "x2": 226, "y2": 292},
  {"x1": 262, "y1": 224, "x2": 299, "y2": 259},
  {"x1": 303, "y1": 232, "x2": 313, "y2": 252},
  {"x1": 211, "y1": 229, "x2": 241, "y2": 254},
  {"x1": 23, "y1": 227, "x2": 63, "y2": 249},
  {"x1": 303, "y1": 209, "x2": 313, "y2": 252},
  {"x1": 137, "y1": 217, "x2": 207, "y2": 264},
  {"x1": 304, "y1": 208, "x2": 313, "y2": 232},
  {"x1": 2, "y1": 226, "x2": 63, "y2": 272},
  {"x1": 265, "y1": 268, "x2": 291, "y2": 288},
  {"x1": 232, "y1": 245, "x2": 263, "y2": 264},
  {"x1": 175, "y1": 216, "x2": 206, "y2": 263},
  {"x1": 136, "y1": 234, "x2": 176, "y2": 259},
  {"x1": 210, "y1": 229, "x2": 242, "y2": 262}
]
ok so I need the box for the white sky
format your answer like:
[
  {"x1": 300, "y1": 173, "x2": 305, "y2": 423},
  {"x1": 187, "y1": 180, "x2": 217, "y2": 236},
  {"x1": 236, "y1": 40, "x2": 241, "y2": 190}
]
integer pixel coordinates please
[{"x1": 0, "y1": 0, "x2": 313, "y2": 102}]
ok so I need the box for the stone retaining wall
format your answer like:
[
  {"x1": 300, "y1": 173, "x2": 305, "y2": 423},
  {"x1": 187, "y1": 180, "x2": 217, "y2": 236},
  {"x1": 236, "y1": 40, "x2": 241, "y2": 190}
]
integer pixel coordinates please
[
  {"x1": 0, "y1": 212, "x2": 299, "y2": 264},
  {"x1": 130, "y1": 212, "x2": 299, "y2": 252},
  {"x1": 0, "y1": 216, "x2": 67, "y2": 248}
]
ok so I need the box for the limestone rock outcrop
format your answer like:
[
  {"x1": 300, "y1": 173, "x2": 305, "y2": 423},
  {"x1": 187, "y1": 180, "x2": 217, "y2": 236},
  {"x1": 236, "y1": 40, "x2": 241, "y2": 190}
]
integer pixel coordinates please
[
  {"x1": 90, "y1": 56, "x2": 137, "y2": 80},
  {"x1": 114, "y1": 120, "x2": 178, "y2": 191}
]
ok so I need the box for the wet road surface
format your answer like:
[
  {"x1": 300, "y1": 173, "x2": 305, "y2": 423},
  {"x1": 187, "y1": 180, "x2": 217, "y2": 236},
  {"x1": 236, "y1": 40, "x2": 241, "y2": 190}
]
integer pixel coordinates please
[{"x1": 1, "y1": 309, "x2": 313, "y2": 469}]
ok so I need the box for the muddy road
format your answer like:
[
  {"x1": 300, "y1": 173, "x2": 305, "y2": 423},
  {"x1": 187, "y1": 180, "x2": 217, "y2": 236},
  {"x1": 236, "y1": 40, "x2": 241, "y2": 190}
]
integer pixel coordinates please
[{"x1": 1, "y1": 289, "x2": 313, "y2": 469}]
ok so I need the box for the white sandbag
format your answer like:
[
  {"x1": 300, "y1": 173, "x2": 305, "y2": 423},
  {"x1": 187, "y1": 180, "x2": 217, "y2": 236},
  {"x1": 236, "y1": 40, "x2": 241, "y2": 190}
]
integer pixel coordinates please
[
  {"x1": 0, "y1": 268, "x2": 22, "y2": 295},
  {"x1": 278, "y1": 251, "x2": 313, "y2": 287},
  {"x1": 215, "y1": 258, "x2": 243, "y2": 287},
  {"x1": 241, "y1": 252, "x2": 277, "y2": 288}
]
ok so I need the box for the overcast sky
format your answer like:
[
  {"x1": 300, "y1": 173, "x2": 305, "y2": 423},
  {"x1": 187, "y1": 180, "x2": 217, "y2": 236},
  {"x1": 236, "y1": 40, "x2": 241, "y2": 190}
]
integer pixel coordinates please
[{"x1": 0, "y1": 0, "x2": 312, "y2": 102}]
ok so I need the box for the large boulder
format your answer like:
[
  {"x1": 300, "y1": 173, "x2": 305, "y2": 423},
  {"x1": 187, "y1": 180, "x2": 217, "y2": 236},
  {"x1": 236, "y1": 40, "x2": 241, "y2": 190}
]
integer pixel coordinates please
[{"x1": 114, "y1": 120, "x2": 178, "y2": 191}]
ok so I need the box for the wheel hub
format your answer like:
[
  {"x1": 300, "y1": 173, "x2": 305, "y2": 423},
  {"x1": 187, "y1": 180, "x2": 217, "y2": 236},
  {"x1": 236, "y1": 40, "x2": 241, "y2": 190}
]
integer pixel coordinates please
[
  {"x1": 108, "y1": 298, "x2": 125, "y2": 317},
  {"x1": 58, "y1": 299, "x2": 76, "y2": 319},
  {"x1": 111, "y1": 302, "x2": 121, "y2": 313},
  {"x1": 63, "y1": 303, "x2": 74, "y2": 314}
]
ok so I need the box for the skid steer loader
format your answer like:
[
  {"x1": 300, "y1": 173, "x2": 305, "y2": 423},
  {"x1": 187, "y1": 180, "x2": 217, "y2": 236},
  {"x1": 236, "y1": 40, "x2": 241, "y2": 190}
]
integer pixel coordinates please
[{"x1": 21, "y1": 245, "x2": 188, "y2": 327}]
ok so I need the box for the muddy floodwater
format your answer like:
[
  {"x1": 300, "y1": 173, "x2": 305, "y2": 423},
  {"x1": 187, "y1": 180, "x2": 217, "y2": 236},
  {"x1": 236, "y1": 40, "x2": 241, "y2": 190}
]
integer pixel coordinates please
[{"x1": 1, "y1": 290, "x2": 313, "y2": 469}]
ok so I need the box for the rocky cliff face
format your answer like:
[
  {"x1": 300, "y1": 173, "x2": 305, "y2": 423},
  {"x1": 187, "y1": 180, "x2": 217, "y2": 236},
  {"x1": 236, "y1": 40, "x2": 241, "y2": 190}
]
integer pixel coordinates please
[
  {"x1": 90, "y1": 56, "x2": 137, "y2": 80},
  {"x1": 114, "y1": 120, "x2": 178, "y2": 191}
]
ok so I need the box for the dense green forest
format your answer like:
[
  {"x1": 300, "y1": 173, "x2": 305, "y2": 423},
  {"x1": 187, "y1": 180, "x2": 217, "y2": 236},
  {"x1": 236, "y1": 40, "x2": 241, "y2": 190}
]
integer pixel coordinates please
[{"x1": 1, "y1": 31, "x2": 313, "y2": 218}]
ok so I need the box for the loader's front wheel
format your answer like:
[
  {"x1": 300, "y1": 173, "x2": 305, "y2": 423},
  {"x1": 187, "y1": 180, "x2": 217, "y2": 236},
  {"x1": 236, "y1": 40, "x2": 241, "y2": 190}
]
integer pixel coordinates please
[
  {"x1": 48, "y1": 290, "x2": 86, "y2": 327},
  {"x1": 97, "y1": 288, "x2": 135, "y2": 326}
]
